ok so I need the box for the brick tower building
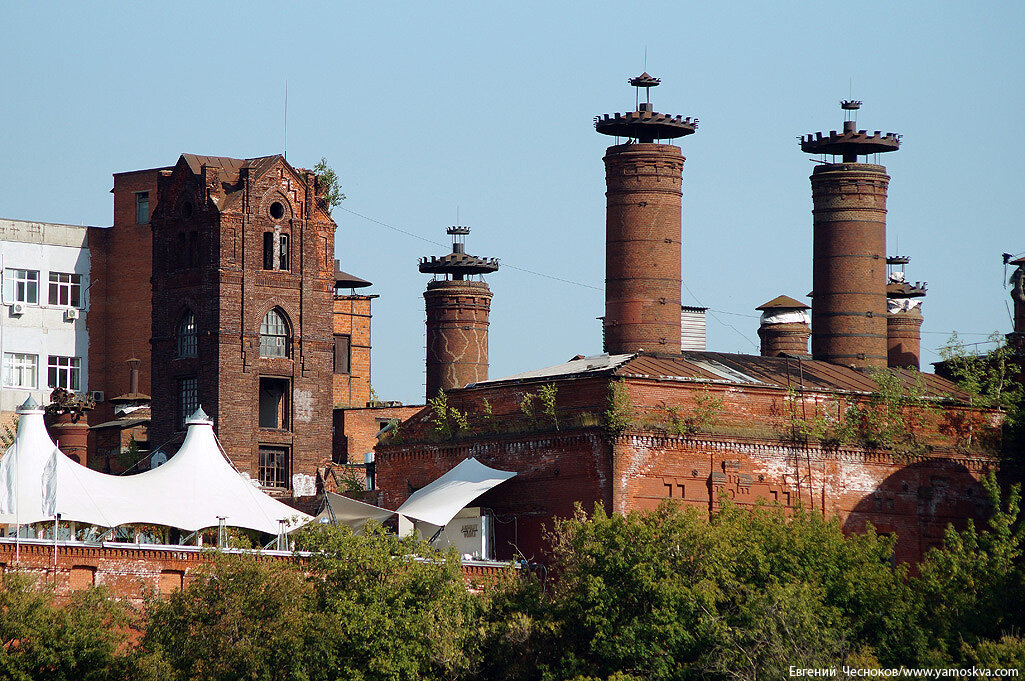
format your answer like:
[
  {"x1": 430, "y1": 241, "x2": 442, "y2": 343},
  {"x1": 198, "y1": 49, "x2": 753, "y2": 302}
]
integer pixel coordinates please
[
  {"x1": 800, "y1": 101, "x2": 901, "y2": 370},
  {"x1": 419, "y1": 227, "x2": 499, "y2": 400},
  {"x1": 595, "y1": 73, "x2": 697, "y2": 354},
  {"x1": 147, "y1": 154, "x2": 337, "y2": 492}
]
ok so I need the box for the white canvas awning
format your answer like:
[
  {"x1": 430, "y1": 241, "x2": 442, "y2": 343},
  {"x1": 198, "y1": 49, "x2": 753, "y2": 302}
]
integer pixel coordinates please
[
  {"x1": 0, "y1": 401, "x2": 310, "y2": 534},
  {"x1": 396, "y1": 457, "x2": 516, "y2": 528},
  {"x1": 310, "y1": 491, "x2": 396, "y2": 534}
]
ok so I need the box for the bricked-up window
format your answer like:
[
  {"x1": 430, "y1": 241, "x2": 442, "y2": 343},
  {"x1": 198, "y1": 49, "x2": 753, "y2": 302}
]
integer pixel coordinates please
[
  {"x1": 3, "y1": 268, "x2": 39, "y2": 304},
  {"x1": 259, "y1": 309, "x2": 290, "y2": 357},
  {"x1": 177, "y1": 311, "x2": 198, "y2": 358},
  {"x1": 279, "y1": 233, "x2": 290, "y2": 271},
  {"x1": 258, "y1": 377, "x2": 290, "y2": 430},
  {"x1": 3, "y1": 353, "x2": 37, "y2": 388},
  {"x1": 333, "y1": 334, "x2": 351, "y2": 374},
  {"x1": 263, "y1": 232, "x2": 274, "y2": 270},
  {"x1": 178, "y1": 376, "x2": 198, "y2": 428},
  {"x1": 136, "y1": 192, "x2": 149, "y2": 224},
  {"x1": 48, "y1": 272, "x2": 82, "y2": 307},
  {"x1": 47, "y1": 356, "x2": 81, "y2": 391},
  {"x1": 258, "y1": 445, "x2": 289, "y2": 488}
]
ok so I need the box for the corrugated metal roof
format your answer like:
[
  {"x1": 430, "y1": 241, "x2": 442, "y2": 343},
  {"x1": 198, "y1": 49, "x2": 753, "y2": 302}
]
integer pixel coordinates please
[
  {"x1": 474, "y1": 353, "x2": 634, "y2": 385},
  {"x1": 474, "y1": 350, "x2": 972, "y2": 400},
  {"x1": 615, "y1": 351, "x2": 971, "y2": 399}
]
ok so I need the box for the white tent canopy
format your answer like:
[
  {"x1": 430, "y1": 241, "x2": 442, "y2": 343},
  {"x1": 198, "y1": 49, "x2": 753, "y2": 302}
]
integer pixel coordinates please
[
  {"x1": 396, "y1": 457, "x2": 516, "y2": 528},
  {"x1": 0, "y1": 401, "x2": 310, "y2": 534},
  {"x1": 310, "y1": 491, "x2": 397, "y2": 534}
]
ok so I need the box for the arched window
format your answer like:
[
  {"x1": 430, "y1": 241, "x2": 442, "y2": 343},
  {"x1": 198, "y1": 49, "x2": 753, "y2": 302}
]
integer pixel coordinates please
[
  {"x1": 260, "y1": 309, "x2": 290, "y2": 358},
  {"x1": 176, "y1": 310, "x2": 197, "y2": 358}
]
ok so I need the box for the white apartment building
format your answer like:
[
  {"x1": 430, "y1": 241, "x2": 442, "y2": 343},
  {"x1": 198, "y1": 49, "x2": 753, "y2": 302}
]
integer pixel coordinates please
[{"x1": 0, "y1": 219, "x2": 91, "y2": 417}]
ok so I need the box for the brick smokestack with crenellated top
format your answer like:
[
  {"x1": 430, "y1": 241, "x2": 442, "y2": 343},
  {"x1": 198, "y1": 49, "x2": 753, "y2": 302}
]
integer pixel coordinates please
[{"x1": 595, "y1": 73, "x2": 697, "y2": 355}]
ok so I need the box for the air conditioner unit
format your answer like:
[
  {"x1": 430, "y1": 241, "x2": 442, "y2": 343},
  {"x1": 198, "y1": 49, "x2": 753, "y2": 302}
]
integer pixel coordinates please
[
  {"x1": 10, "y1": 302, "x2": 26, "y2": 316},
  {"x1": 64, "y1": 308, "x2": 80, "y2": 321},
  {"x1": 89, "y1": 390, "x2": 104, "y2": 403}
]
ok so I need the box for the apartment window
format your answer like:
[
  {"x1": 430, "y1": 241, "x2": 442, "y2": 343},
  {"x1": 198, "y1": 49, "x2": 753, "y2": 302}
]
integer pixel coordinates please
[
  {"x1": 258, "y1": 377, "x2": 290, "y2": 430},
  {"x1": 258, "y1": 445, "x2": 289, "y2": 488},
  {"x1": 48, "y1": 272, "x2": 82, "y2": 307},
  {"x1": 263, "y1": 232, "x2": 274, "y2": 270},
  {"x1": 176, "y1": 311, "x2": 197, "y2": 357},
  {"x1": 333, "y1": 334, "x2": 351, "y2": 374},
  {"x1": 279, "y1": 233, "x2": 290, "y2": 271},
  {"x1": 47, "y1": 356, "x2": 81, "y2": 391},
  {"x1": 178, "y1": 377, "x2": 198, "y2": 427},
  {"x1": 3, "y1": 269, "x2": 39, "y2": 304},
  {"x1": 259, "y1": 309, "x2": 290, "y2": 358},
  {"x1": 3, "y1": 353, "x2": 38, "y2": 389},
  {"x1": 136, "y1": 192, "x2": 149, "y2": 224}
]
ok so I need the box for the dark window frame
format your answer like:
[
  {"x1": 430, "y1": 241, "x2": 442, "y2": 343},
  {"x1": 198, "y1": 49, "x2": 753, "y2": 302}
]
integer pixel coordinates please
[
  {"x1": 136, "y1": 192, "x2": 149, "y2": 225},
  {"x1": 258, "y1": 445, "x2": 289, "y2": 488},
  {"x1": 333, "y1": 334, "x2": 351, "y2": 374},
  {"x1": 176, "y1": 311, "x2": 198, "y2": 358}
]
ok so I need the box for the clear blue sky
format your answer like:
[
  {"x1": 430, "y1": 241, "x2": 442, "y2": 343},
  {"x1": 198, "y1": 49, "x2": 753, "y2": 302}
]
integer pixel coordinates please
[{"x1": 2, "y1": 2, "x2": 1023, "y2": 405}]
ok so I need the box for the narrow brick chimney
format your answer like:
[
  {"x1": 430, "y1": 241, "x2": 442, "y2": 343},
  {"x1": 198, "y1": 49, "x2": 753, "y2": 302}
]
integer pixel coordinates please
[
  {"x1": 757, "y1": 295, "x2": 811, "y2": 357},
  {"x1": 419, "y1": 227, "x2": 499, "y2": 400},
  {"x1": 595, "y1": 73, "x2": 697, "y2": 354},
  {"x1": 885, "y1": 256, "x2": 926, "y2": 370},
  {"x1": 800, "y1": 101, "x2": 901, "y2": 370}
]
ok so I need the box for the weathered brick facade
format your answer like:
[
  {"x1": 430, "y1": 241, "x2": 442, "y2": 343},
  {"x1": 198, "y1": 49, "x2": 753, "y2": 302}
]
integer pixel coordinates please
[
  {"x1": 376, "y1": 353, "x2": 1001, "y2": 564},
  {"x1": 332, "y1": 294, "x2": 373, "y2": 408},
  {"x1": 147, "y1": 154, "x2": 336, "y2": 491},
  {"x1": 87, "y1": 168, "x2": 164, "y2": 433}
]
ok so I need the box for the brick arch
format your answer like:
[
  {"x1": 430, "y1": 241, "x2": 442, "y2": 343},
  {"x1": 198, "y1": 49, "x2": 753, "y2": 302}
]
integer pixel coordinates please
[{"x1": 256, "y1": 305, "x2": 295, "y2": 359}]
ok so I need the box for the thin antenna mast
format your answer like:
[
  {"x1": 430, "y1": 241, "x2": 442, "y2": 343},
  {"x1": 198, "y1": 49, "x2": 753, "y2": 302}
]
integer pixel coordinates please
[{"x1": 283, "y1": 80, "x2": 288, "y2": 160}]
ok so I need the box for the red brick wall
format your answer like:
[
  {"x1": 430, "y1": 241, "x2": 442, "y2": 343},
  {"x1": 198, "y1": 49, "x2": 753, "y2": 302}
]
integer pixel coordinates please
[
  {"x1": 377, "y1": 373, "x2": 1001, "y2": 564},
  {"x1": 0, "y1": 541, "x2": 510, "y2": 607},
  {"x1": 87, "y1": 168, "x2": 164, "y2": 433},
  {"x1": 332, "y1": 295, "x2": 373, "y2": 408},
  {"x1": 334, "y1": 405, "x2": 422, "y2": 464},
  {"x1": 149, "y1": 157, "x2": 336, "y2": 489}
]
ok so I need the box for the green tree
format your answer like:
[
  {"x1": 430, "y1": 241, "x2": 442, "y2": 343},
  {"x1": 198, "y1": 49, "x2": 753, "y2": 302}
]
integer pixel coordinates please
[
  {"x1": 0, "y1": 573, "x2": 132, "y2": 681},
  {"x1": 313, "y1": 158, "x2": 345, "y2": 211},
  {"x1": 294, "y1": 522, "x2": 483, "y2": 681},
  {"x1": 480, "y1": 501, "x2": 921, "y2": 680},
  {"x1": 913, "y1": 473, "x2": 1025, "y2": 662},
  {"x1": 137, "y1": 553, "x2": 314, "y2": 681}
]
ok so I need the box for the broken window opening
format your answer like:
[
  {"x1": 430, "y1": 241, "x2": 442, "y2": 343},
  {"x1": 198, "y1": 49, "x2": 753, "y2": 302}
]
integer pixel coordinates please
[{"x1": 258, "y1": 377, "x2": 290, "y2": 430}]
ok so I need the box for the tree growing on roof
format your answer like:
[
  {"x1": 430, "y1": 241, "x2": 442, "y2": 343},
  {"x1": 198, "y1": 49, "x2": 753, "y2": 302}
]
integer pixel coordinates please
[{"x1": 313, "y1": 157, "x2": 345, "y2": 211}]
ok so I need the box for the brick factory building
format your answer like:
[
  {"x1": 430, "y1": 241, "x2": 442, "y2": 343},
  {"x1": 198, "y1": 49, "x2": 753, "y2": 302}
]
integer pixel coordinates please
[
  {"x1": 0, "y1": 72, "x2": 1014, "y2": 587},
  {"x1": 374, "y1": 78, "x2": 1005, "y2": 566},
  {"x1": 82, "y1": 153, "x2": 388, "y2": 493}
]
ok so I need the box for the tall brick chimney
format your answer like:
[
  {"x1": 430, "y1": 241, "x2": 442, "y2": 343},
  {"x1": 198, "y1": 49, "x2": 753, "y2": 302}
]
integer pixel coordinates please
[
  {"x1": 419, "y1": 227, "x2": 499, "y2": 400},
  {"x1": 885, "y1": 256, "x2": 926, "y2": 369},
  {"x1": 595, "y1": 73, "x2": 697, "y2": 355},
  {"x1": 756, "y1": 295, "x2": 811, "y2": 357},
  {"x1": 800, "y1": 101, "x2": 901, "y2": 370}
]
